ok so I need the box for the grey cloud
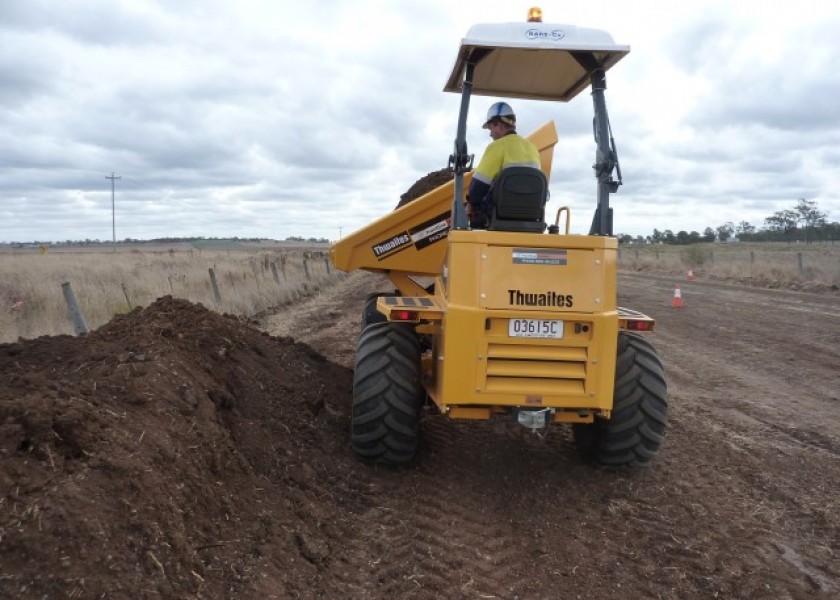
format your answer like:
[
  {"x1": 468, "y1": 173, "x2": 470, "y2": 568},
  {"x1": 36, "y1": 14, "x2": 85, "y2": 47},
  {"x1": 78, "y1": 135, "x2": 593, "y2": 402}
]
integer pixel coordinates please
[
  {"x1": 0, "y1": 1, "x2": 167, "y2": 47},
  {"x1": 680, "y1": 19, "x2": 840, "y2": 132},
  {"x1": 666, "y1": 17, "x2": 742, "y2": 74},
  {"x1": 0, "y1": 33, "x2": 63, "y2": 106}
]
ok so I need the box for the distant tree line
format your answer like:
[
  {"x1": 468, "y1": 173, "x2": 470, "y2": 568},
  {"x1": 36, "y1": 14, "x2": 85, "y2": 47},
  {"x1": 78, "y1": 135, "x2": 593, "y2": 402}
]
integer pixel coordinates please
[
  {"x1": 8, "y1": 235, "x2": 331, "y2": 247},
  {"x1": 618, "y1": 199, "x2": 837, "y2": 245},
  {"x1": 283, "y1": 236, "x2": 331, "y2": 244}
]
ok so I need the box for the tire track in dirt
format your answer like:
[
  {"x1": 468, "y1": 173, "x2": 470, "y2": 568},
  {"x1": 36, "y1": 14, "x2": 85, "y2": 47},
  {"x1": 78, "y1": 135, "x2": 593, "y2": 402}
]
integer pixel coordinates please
[
  {"x1": 335, "y1": 420, "x2": 542, "y2": 599},
  {"x1": 409, "y1": 419, "x2": 534, "y2": 599}
]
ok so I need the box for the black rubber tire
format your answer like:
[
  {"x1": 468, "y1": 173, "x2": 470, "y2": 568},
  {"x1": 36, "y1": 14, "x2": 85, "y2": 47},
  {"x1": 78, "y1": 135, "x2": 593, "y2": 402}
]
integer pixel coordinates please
[
  {"x1": 351, "y1": 322, "x2": 424, "y2": 465},
  {"x1": 361, "y1": 293, "x2": 397, "y2": 331},
  {"x1": 573, "y1": 332, "x2": 668, "y2": 469}
]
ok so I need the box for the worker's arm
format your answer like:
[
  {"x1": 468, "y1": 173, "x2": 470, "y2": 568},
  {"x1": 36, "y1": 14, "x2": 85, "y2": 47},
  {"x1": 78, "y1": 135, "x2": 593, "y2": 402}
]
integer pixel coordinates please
[
  {"x1": 467, "y1": 177, "x2": 491, "y2": 210},
  {"x1": 468, "y1": 142, "x2": 502, "y2": 212}
]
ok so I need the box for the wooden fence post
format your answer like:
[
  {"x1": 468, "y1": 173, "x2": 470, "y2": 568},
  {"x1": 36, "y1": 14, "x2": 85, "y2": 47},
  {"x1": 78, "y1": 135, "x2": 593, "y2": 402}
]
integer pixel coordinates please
[
  {"x1": 324, "y1": 257, "x2": 331, "y2": 274},
  {"x1": 208, "y1": 268, "x2": 222, "y2": 304},
  {"x1": 121, "y1": 283, "x2": 133, "y2": 310},
  {"x1": 303, "y1": 259, "x2": 311, "y2": 280},
  {"x1": 797, "y1": 252, "x2": 803, "y2": 272},
  {"x1": 271, "y1": 263, "x2": 281, "y2": 283},
  {"x1": 61, "y1": 282, "x2": 89, "y2": 335}
]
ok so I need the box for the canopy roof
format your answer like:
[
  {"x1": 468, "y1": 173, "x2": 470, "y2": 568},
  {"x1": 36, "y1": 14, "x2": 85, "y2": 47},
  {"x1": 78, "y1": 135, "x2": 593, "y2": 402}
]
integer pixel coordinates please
[{"x1": 444, "y1": 21, "x2": 629, "y2": 102}]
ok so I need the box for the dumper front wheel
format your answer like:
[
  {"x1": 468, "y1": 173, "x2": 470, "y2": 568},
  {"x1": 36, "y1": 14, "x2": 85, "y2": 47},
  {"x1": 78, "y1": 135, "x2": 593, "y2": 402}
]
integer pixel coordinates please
[
  {"x1": 351, "y1": 322, "x2": 424, "y2": 465},
  {"x1": 573, "y1": 332, "x2": 668, "y2": 468}
]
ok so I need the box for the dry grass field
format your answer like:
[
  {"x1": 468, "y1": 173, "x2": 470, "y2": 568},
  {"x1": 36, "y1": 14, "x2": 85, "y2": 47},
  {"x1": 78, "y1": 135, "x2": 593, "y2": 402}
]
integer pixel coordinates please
[
  {"x1": 0, "y1": 241, "x2": 339, "y2": 343},
  {"x1": 618, "y1": 241, "x2": 840, "y2": 292}
]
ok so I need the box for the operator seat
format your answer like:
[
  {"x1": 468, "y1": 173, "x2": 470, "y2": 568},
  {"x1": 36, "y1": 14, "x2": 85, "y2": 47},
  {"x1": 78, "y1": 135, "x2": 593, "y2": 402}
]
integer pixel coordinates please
[{"x1": 487, "y1": 166, "x2": 548, "y2": 233}]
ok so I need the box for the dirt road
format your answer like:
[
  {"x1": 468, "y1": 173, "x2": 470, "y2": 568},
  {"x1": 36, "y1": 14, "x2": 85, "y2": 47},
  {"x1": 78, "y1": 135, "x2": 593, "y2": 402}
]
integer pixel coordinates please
[{"x1": 260, "y1": 270, "x2": 840, "y2": 599}]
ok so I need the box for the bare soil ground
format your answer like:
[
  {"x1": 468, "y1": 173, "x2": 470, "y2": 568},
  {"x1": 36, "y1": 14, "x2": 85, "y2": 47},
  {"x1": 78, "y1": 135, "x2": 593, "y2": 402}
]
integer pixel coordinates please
[{"x1": 2, "y1": 268, "x2": 838, "y2": 599}]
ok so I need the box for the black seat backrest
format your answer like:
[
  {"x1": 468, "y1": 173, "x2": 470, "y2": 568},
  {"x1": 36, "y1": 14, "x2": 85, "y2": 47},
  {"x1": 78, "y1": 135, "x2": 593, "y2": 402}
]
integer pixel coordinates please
[{"x1": 488, "y1": 166, "x2": 548, "y2": 233}]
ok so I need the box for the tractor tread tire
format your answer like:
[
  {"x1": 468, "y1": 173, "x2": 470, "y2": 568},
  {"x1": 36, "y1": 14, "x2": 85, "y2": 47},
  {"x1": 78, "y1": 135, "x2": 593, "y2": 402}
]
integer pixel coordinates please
[
  {"x1": 574, "y1": 332, "x2": 668, "y2": 469},
  {"x1": 351, "y1": 322, "x2": 424, "y2": 465}
]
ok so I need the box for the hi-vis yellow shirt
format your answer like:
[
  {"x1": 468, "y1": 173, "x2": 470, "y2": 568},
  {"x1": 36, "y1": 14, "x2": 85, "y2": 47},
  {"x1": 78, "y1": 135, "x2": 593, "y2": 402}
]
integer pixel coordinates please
[{"x1": 473, "y1": 133, "x2": 540, "y2": 185}]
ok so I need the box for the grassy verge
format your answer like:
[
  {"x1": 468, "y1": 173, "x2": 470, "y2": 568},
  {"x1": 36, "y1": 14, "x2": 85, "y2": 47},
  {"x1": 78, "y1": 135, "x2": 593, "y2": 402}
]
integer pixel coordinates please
[
  {"x1": 618, "y1": 242, "x2": 840, "y2": 291},
  {"x1": 0, "y1": 244, "x2": 342, "y2": 343}
]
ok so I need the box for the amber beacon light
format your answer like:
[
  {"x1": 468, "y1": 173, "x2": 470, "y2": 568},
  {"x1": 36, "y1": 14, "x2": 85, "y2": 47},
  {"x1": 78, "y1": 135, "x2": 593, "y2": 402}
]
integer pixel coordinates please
[{"x1": 527, "y1": 7, "x2": 543, "y2": 22}]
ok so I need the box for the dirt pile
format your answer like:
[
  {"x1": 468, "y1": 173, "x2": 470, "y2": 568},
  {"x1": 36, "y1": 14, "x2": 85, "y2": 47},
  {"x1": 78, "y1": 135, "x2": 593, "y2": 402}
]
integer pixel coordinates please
[
  {"x1": 396, "y1": 168, "x2": 452, "y2": 207},
  {"x1": 0, "y1": 297, "x2": 355, "y2": 599}
]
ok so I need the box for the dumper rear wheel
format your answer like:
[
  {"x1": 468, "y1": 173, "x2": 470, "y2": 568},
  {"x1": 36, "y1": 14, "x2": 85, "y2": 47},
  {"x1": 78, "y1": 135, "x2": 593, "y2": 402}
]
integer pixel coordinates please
[
  {"x1": 351, "y1": 322, "x2": 424, "y2": 465},
  {"x1": 573, "y1": 332, "x2": 667, "y2": 468}
]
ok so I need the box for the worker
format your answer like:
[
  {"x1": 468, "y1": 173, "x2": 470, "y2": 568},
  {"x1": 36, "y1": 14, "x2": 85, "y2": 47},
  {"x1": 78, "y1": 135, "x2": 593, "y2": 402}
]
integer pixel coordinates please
[{"x1": 466, "y1": 102, "x2": 541, "y2": 228}]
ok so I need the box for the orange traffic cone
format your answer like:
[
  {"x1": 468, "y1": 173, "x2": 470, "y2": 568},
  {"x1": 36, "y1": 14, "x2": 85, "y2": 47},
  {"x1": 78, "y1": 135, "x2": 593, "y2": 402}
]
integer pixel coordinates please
[
  {"x1": 687, "y1": 269, "x2": 695, "y2": 281},
  {"x1": 672, "y1": 284, "x2": 684, "y2": 308}
]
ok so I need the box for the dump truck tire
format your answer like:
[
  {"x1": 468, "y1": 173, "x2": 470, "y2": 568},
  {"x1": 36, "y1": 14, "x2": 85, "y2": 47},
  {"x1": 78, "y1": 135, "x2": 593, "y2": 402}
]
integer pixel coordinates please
[
  {"x1": 573, "y1": 332, "x2": 668, "y2": 468},
  {"x1": 352, "y1": 322, "x2": 424, "y2": 465},
  {"x1": 361, "y1": 293, "x2": 397, "y2": 331}
]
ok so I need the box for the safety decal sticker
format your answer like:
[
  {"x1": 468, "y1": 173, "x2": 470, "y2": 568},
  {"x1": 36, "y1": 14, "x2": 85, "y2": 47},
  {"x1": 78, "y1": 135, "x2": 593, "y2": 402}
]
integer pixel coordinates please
[{"x1": 511, "y1": 248, "x2": 568, "y2": 266}]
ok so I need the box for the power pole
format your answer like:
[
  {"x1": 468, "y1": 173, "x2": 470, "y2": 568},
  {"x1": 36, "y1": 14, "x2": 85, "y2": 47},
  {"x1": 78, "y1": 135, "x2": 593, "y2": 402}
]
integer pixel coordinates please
[{"x1": 106, "y1": 172, "x2": 121, "y2": 252}]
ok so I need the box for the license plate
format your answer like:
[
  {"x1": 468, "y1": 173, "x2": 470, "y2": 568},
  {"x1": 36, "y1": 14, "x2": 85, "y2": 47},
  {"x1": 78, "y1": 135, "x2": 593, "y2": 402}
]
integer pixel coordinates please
[{"x1": 508, "y1": 318, "x2": 564, "y2": 339}]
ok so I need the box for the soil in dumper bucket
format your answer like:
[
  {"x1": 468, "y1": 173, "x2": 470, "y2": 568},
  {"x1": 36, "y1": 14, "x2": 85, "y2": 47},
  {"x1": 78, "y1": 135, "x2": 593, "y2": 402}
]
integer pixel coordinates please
[{"x1": 396, "y1": 167, "x2": 452, "y2": 208}]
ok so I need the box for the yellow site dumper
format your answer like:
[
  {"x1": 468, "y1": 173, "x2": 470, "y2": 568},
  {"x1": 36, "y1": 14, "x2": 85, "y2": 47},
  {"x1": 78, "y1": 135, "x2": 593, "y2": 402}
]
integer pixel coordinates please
[{"x1": 330, "y1": 9, "x2": 667, "y2": 468}]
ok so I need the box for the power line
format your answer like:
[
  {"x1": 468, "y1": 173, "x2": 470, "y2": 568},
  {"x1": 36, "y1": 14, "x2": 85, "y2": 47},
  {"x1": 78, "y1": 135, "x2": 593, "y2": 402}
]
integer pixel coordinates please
[{"x1": 105, "y1": 172, "x2": 121, "y2": 251}]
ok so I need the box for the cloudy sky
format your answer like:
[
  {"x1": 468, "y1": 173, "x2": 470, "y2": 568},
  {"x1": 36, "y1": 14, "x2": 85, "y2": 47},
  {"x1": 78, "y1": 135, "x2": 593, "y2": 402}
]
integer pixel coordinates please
[{"x1": 2, "y1": 0, "x2": 839, "y2": 243}]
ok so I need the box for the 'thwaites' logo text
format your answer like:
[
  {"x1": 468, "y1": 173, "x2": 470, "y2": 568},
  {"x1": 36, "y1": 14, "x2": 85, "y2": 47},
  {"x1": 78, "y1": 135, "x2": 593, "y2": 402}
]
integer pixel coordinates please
[
  {"x1": 372, "y1": 233, "x2": 411, "y2": 258},
  {"x1": 508, "y1": 289, "x2": 573, "y2": 307}
]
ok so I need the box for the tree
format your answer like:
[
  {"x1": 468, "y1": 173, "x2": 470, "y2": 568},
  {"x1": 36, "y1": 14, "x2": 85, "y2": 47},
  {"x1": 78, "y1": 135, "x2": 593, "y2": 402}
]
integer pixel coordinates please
[
  {"x1": 702, "y1": 227, "x2": 716, "y2": 243},
  {"x1": 716, "y1": 222, "x2": 734, "y2": 242},
  {"x1": 736, "y1": 221, "x2": 756, "y2": 240},
  {"x1": 794, "y1": 198, "x2": 827, "y2": 243},
  {"x1": 765, "y1": 209, "x2": 798, "y2": 243},
  {"x1": 824, "y1": 221, "x2": 840, "y2": 241}
]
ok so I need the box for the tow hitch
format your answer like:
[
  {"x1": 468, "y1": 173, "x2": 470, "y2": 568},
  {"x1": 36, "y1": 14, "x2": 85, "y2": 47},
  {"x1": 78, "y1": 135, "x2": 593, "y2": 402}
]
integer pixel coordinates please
[{"x1": 515, "y1": 408, "x2": 554, "y2": 436}]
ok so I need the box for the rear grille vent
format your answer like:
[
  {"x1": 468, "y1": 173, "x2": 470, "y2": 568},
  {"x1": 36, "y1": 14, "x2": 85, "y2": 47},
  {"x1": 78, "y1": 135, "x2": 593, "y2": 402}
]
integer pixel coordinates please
[{"x1": 485, "y1": 343, "x2": 587, "y2": 396}]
